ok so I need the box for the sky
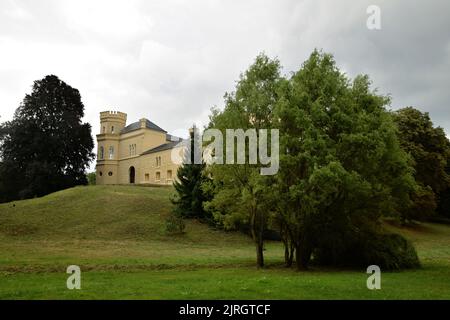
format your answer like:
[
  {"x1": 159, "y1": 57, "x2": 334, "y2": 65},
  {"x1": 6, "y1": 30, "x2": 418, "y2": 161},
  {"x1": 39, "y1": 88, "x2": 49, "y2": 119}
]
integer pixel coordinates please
[{"x1": 1, "y1": 0, "x2": 450, "y2": 170}]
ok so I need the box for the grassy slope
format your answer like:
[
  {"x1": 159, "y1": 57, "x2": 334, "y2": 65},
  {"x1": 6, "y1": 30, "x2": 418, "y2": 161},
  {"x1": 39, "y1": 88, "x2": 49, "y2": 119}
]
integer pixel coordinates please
[{"x1": 0, "y1": 186, "x2": 449, "y2": 299}]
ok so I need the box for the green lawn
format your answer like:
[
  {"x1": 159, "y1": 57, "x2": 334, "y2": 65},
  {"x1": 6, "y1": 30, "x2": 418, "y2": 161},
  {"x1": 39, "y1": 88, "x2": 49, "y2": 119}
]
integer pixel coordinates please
[{"x1": 0, "y1": 185, "x2": 449, "y2": 299}]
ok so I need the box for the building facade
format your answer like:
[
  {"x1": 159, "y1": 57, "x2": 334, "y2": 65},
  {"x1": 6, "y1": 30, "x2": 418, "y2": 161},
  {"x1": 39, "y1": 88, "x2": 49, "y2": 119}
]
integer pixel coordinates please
[{"x1": 96, "y1": 111, "x2": 183, "y2": 185}]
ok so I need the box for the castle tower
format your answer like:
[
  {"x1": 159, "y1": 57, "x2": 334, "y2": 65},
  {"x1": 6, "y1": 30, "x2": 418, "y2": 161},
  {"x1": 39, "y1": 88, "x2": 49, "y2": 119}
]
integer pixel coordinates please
[
  {"x1": 100, "y1": 111, "x2": 127, "y2": 135},
  {"x1": 96, "y1": 111, "x2": 127, "y2": 185}
]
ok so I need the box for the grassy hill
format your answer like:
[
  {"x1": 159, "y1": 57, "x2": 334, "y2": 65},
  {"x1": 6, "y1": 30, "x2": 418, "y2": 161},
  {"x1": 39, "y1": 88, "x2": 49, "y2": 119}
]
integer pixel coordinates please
[
  {"x1": 0, "y1": 185, "x2": 246, "y2": 242},
  {"x1": 0, "y1": 185, "x2": 449, "y2": 299}
]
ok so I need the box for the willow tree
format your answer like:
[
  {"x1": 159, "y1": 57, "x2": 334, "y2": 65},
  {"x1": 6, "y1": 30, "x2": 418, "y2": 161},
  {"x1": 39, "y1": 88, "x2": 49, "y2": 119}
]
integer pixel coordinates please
[{"x1": 274, "y1": 50, "x2": 418, "y2": 270}]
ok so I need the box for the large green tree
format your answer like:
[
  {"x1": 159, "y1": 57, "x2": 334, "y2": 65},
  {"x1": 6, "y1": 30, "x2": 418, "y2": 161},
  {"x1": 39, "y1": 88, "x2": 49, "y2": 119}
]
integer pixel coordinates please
[
  {"x1": 0, "y1": 75, "x2": 94, "y2": 203},
  {"x1": 392, "y1": 107, "x2": 450, "y2": 220},
  {"x1": 273, "y1": 50, "x2": 418, "y2": 269},
  {"x1": 204, "y1": 54, "x2": 282, "y2": 268}
]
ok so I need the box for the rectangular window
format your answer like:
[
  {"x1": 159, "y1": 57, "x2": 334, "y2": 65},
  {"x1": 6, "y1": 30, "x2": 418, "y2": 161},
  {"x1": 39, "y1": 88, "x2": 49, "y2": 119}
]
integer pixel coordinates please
[
  {"x1": 156, "y1": 171, "x2": 161, "y2": 181},
  {"x1": 130, "y1": 144, "x2": 137, "y2": 156},
  {"x1": 109, "y1": 146, "x2": 114, "y2": 159},
  {"x1": 167, "y1": 170, "x2": 172, "y2": 180},
  {"x1": 145, "y1": 173, "x2": 150, "y2": 182},
  {"x1": 111, "y1": 126, "x2": 115, "y2": 134}
]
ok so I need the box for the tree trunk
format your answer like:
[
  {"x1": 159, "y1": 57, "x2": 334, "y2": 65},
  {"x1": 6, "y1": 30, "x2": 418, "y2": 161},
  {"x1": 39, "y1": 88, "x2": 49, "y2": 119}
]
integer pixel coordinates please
[
  {"x1": 289, "y1": 243, "x2": 295, "y2": 266},
  {"x1": 295, "y1": 244, "x2": 312, "y2": 271},
  {"x1": 250, "y1": 208, "x2": 264, "y2": 268},
  {"x1": 256, "y1": 240, "x2": 264, "y2": 268},
  {"x1": 283, "y1": 239, "x2": 294, "y2": 267},
  {"x1": 284, "y1": 244, "x2": 291, "y2": 267}
]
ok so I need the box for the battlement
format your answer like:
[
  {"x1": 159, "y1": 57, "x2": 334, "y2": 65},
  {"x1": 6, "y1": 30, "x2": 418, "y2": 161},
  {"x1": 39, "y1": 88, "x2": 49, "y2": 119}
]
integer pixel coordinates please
[{"x1": 100, "y1": 111, "x2": 127, "y2": 122}]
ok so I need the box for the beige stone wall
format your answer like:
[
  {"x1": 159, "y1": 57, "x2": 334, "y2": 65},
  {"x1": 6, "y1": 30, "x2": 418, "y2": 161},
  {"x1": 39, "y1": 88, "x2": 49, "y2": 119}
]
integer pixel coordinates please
[
  {"x1": 118, "y1": 129, "x2": 166, "y2": 160},
  {"x1": 138, "y1": 146, "x2": 183, "y2": 185},
  {"x1": 96, "y1": 161, "x2": 119, "y2": 184},
  {"x1": 100, "y1": 111, "x2": 127, "y2": 134},
  {"x1": 111, "y1": 146, "x2": 182, "y2": 185}
]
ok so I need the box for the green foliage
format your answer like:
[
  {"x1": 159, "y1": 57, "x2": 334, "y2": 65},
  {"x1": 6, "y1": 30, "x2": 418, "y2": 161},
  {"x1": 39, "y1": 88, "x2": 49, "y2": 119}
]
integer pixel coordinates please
[
  {"x1": 205, "y1": 50, "x2": 421, "y2": 270},
  {"x1": 204, "y1": 53, "x2": 283, "y2": 268},
  {"x1": 437, "y1": 188, "x2": 450, "y2": 219},
  {"x1": 314, "y1": 226, "x2": 420, "y2": 270},
  {"x1": 272, "y1": 50, "x2": 416, "y2": 269},
  {"x1": 0, "y1": 75, "x2": 94, "y2": 203},
  {"x1": 87, "y1": 172, "x2": 96, "y2": 185},
  {"x1": 393, "y1": 107, "x2": 450, "y2": 220},
  {"x1": 171, "y1": 127, "x2": 212, "y2": 222},
  {"x1": 164, "y1": 212, "x2": 186, "y2": 235}
]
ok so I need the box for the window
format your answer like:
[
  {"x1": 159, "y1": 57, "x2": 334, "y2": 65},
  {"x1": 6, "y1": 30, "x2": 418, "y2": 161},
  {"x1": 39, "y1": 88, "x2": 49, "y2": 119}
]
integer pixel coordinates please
[
  {"x1": 109, "y1": 146, "x2": 114, "y2": 159},
  {"x1": 99, "y1": 146, "x2": 104, "y2": 160},
  {"x1": 108, "y1": 171, "x2": 113, "y2": 176},
  {"x1": 99, "y1": 171, "x2": 103, "y2": 176},
  {"x1": 156, "y1": 156, "x2": 162, "y2": 167},
  {"x1": 155, "y1": 171, "x2": 161, "y2": 181},
  {"x1": 103, "y1": 126, "x2": 106, "y2": 133},
  {"x1": 129, "y1": 144, "x2": 137, "y2": 156},
  {"x1": 111, "y1": 126, "x2": 115, "y2": 134},
  {"x1": 167, "y1": 170, "x2": 172, "y2": 180},
  {"x1": 145, "y1": 173, "x2": 150, "y2": 182}
]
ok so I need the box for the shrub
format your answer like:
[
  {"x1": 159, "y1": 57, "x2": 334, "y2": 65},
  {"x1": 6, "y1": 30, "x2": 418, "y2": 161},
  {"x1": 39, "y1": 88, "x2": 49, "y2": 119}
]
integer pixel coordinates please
[
  {"x1": 164, "y1": 213, "x2": 185, "y2": 235},
  {"x1": 87, "y1": 172, "x2": 96, "y2": 185},
  {"x1": 314, "y1": 230, "x2": 420, "y2": 270},
  {"x1": 361, "y1": 233, "x2": 421, "y2": 270}
]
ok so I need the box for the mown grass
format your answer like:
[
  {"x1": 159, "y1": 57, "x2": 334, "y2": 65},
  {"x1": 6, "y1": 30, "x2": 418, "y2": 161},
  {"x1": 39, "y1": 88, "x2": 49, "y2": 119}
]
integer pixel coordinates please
[{"x1": 0, "y1": 185, "x2": 449, "y2": 299}]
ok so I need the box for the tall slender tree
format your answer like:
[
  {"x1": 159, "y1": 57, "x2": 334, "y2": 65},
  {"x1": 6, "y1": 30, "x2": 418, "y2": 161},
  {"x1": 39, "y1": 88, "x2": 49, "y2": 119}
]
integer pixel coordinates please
[{"x1": 204, "y1": 54, "x2": 283, "y2": 268}]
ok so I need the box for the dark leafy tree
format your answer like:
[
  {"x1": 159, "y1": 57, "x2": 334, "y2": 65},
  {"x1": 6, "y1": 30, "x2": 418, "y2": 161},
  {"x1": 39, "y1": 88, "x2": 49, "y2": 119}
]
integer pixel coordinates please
[
  {"x1": 0, "y1": 75, "x2": 94, "y2": 203},
  {"x1": 393, "y1": 107, "x2": 450, "y2": 221}
]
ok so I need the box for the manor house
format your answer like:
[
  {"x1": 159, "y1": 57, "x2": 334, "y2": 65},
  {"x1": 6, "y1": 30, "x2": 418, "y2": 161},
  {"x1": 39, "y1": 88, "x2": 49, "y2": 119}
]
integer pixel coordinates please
[{"x1": 96, "y1": 111, "x2": 183, "y2": 185}]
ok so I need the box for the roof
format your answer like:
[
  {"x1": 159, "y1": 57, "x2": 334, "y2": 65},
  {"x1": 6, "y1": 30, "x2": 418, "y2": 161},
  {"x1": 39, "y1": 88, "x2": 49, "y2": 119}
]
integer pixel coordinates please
[
  {"x1": 141, "y1": 140, "x2": 184, "y2": 155},
  {"x1": 121, "y1": 119, "x2": 166, "y2": 134},
  {"x1": 166, "y1": 133, "x2": 182, "y2": 142}
]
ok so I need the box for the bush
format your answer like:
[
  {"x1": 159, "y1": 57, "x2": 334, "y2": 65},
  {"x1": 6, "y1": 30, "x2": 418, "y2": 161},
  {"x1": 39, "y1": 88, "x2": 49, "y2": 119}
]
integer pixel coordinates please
[
  {"x1": 314, "y1": 231, "x2": 420, "y2": 270},
  {"x1": 165, "y1": 213, "x2": 185, "y2": 235},
  {"x1": 87, "y1": 172, "x2": 96, "y2": 185}
]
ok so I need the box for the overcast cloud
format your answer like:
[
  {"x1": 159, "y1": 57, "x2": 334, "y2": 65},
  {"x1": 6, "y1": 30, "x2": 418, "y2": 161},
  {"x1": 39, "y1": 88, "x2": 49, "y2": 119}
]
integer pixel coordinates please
[{"x1": 1, "y1": 0, "x2": 450, "y2": 169}]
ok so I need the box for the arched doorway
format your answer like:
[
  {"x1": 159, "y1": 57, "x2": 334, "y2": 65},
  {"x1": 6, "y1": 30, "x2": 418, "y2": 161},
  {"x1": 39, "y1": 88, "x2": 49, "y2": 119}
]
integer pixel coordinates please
[{"x1": 129, "y1": 166, "x2": 135, "y2": 184}]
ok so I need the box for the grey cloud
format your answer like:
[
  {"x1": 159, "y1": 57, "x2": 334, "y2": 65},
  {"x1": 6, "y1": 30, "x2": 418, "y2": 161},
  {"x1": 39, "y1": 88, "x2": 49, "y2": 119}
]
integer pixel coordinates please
[{"x1": 0, "y1": 0, "x2": 449, "y2": 171}]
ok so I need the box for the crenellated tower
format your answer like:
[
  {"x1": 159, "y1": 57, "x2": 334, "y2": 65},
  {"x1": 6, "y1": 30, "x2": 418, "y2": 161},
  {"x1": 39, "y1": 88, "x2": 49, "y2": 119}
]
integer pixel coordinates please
[
  {"x1": 96, "y1": 111, "x2": 127, "y2": 184},
  {"x1": 100, "y1": 111, "x2": 127, "y2": 134}
]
